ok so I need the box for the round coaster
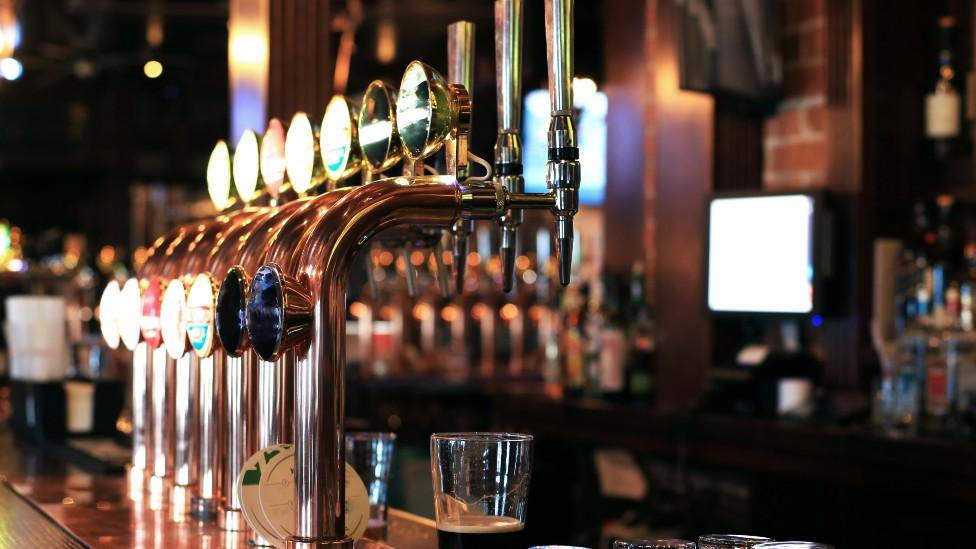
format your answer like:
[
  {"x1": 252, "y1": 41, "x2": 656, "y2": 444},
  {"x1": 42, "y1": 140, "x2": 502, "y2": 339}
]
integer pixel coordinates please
[
  {"x1": 237, "y1": 443, "x2": 293, "y2": 547},
  {"x1": 259, "y1": 448, "x2": 369, "y2": 541}
]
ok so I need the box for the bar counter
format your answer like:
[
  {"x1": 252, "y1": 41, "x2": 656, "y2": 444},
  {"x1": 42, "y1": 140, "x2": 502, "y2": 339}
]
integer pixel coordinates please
[{"x1": 0, "y1": 430, "x2": 435, "y2": 548}]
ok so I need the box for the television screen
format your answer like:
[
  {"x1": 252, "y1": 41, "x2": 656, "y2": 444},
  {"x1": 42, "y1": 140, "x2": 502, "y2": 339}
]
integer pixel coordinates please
[{"x1": 707, "y1": 194, "x2": 815, "y2": 314}]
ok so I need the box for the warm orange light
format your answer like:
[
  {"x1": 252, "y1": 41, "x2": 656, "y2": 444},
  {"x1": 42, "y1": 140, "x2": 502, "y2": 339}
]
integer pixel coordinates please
[
  {"x1": 500, "y1": 303, "x2": 519, "y2": 321},
  {"x1": 410, "y1": 250, "x2": 425, "y2": 267},
  {"x1": 467, "y1": 252, "x2": 481, "y2": 268},
  {"x1": 98, "y1": 245, "x2": 116, "y2": 267},
  {"x1": 349, "y1": 301, "x2": 369, "y2": 319},
  {"x1": 412, "y1": 303, "x2": 432, "y2": 320},
  {"x1": 441, "y1": 305, "x2": 460, "y2": 322},
  {"x1": 471, "y1": 303, "x2": 489, "y2": 320},
  {"x1": 133, "y1": 247, "x2": 149, "y2": 271},
  {"x1": 487, "y1": 256, "x2": 501, "y2": 274},
  {"x1": 442, "y1": 250, "x2": 453, "y2": 265},
  {"x1": 378, "y1": 250, "x2": 394, "y2": 267},
  {"x1": 378, "y1": 306, "x2": 394, "y2": 320},
  {"x1": 515, "y1": 255, "x2": 531, "y2": 271}
]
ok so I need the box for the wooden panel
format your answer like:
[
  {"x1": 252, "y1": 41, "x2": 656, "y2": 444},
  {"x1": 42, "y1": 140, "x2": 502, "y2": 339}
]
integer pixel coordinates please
[
  {"x1": 268, "y1": 0, "x2": 333, "y2": 121},
  {"x1": 650, "y1": 0, "x2": 714, "y2": 410},
  {"x1": 602, "y1": 0, "x2": 648, "y2": 278}
]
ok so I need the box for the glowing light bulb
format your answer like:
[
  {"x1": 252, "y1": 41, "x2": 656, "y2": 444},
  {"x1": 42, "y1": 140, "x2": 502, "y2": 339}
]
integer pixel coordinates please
[
  {"x1": 0, "y1": 57, "x2": 22, "y2": 80},
  {"x1": 143, "y1": 60, "x2": 163, "y2": 79}
]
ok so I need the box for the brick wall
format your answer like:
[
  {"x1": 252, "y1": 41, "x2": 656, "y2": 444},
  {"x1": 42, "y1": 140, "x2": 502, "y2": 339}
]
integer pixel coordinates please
[{"x1": 763, "y1": 0, "x2": 829, "y2": 189}]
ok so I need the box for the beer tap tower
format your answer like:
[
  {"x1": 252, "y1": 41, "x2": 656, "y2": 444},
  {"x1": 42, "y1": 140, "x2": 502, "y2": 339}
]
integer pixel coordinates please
[
  {"x1": 243, "y1": 0, "x2": 579, "y2": 545},
  {"x1": 95, "y1": 0, "x2": 578, "y2": 545}
]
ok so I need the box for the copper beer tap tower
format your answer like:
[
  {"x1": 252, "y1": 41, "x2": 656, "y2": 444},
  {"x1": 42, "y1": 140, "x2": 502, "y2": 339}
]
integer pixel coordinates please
[{"x1": 98, "y1": 0, "x2": 579, "y2": 545}]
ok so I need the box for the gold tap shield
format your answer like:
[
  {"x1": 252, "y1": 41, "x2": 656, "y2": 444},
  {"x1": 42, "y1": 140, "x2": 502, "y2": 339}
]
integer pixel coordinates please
[
  {"x1": 358, "y1": 80, "x2": 402, "y2": 173},
  {"x1": 396, "y1": 61, "x2": 454, "y2": 161}
]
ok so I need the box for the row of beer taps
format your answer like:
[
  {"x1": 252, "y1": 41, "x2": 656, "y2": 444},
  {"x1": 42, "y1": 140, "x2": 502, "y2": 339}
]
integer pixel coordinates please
[{"x1": 97, "y1": 0, "x2": 578, "y2": 546}]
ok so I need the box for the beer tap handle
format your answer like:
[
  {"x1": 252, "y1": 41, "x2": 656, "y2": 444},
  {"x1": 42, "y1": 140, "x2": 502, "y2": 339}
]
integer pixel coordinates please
[
  {"x1": 495, "y1": 0, "x2": 524, "y2": 293},
  {"x1": 448, "y1": 20, "x2": 476, "y2": 294},
  {"x1": 403, "y1": 245, "x2": 418, "y2": 298},
  {"x1": 545, "y1": 0, "x2": 580, "y2": 286}
]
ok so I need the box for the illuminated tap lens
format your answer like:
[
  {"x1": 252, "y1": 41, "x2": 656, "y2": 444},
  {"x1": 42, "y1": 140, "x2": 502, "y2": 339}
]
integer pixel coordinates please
[
  {"x1": 285, "y1": 112, "x2": 315, "y2": 193},
  {"x1": 118, "y1": 278, "x2": 143, "y2": 351},
  {"x1": 358, "y1": 81, "x2": 398, "y2": 170},
  {"x1": 233, "y1": 129, "x2": 261, "y2": 202},
  {"x1": 260, "y1": 118, "x2": 286, "y2": 198},
  {"x1": 206, "y1": 140, "x2": 232, "y2": 210},
  {"x1": 321, "y1": 96, "x2": 355, "y2": 180}
]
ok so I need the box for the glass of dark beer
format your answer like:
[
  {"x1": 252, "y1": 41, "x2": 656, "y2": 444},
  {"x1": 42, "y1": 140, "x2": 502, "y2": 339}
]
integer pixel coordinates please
[
  {"x1": 346, "y1": 432, "x2": 397, "y2": 541},
  {"x1": 430, "y1": 432, "x2": 533, "y2": 549},
  {"x1": 614, "y1": 539, "x2": 696, "y2": 548}
]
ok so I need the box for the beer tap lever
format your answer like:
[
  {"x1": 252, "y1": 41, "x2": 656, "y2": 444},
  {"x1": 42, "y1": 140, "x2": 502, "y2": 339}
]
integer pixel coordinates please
[
  {"x1": 545, "y1": 0, "x2": 580, "y2": 286},
  {"x1": 495, "y1": 0, "x2": 524, "y2": 292}
]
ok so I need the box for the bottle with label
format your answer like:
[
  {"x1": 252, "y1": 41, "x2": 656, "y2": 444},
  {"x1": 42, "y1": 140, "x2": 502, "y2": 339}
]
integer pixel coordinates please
[
  {"x1": 625, "y1": 261, "x2": 656, "y2": 403},
  {"x1": 925, "y1": 16, "x2": 962, "y2": 160}
]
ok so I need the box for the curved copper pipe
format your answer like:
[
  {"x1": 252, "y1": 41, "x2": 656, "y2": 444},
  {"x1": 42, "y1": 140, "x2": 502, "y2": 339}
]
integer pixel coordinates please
[{"x1": 286, "y1": 178, "x2": 462, "y2": 546}]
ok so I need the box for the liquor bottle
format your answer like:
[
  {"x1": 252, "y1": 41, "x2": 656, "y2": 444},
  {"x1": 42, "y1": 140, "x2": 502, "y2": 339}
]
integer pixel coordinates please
[
  {"x1": 560, "y1": 285, "x2": 585, "y2": 397},
  {"x1": 925, "y1": 16, "x2": 961, "y2": 160},
  {"x1": 625, "y1": 261, "x2": 655, "y2": 403}
]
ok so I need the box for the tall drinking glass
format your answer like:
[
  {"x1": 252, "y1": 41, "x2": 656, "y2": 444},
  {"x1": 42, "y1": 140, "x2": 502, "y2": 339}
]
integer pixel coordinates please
[
  {"x1": 615, "y1": 539, "x2": 696, "y2": 548},
  {"x1": 346, "y1": 432, "x2": 397, "y2": 541},
  {"x1": 430, "y1": 432, "x2": 533, "y2": 549}
]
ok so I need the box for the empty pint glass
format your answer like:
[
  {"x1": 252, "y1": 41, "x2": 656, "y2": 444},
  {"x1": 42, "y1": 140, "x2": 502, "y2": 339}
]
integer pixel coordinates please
[
  {"x1": 430, "y1": 432, "x2": 533, "y2": 549},
  {"x1": 346, "y1": 432, "x2": 397, "y2": 541}
]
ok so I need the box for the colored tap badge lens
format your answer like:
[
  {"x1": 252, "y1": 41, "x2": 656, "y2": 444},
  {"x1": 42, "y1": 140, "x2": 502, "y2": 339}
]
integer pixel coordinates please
[
  {"x1": 261, "y1": 118, "x2": 286, "y2": 198},
  {"x1": 215, "y1": 267, "x2": 247, "y2": 355},
  {"x1": 186, "y1": 274, "x2": 216, "y2": 358},
  {"x1": 119, "y1": 278, "x2": 143, "y2": 350},
  {"x1": 98, "y1": 280, "x2": 121, "y2": 350},
  {"x1": 246, "y1": 265, "x2": 283, "y2": 361},
  {"x1": 285, "y1": 112, "x2": 315, "y2": 194},
  {"x1": 233, "y1": 129, "x2": 261, "y2": 202},
  {"x1": 321, "y1": 96, "x2": 354, "y2": 179},
  {"x1": 207, "y1": 140, "x2": 232, "y2": 210},
  {"x1": 160, "y1": 278, "x2": 188, "y2": 359},
  {"x1": 140, "y1": 276, "x2": 163, "y2": 349}
]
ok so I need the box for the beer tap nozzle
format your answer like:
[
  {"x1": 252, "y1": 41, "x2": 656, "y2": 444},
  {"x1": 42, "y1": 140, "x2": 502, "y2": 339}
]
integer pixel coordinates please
[
  {"x1": 545, "y1": 0, "x2": 580, "y2": 286},
  {"x1": 494, "y1": 0, "x2": 524, "y2": 293},
  {"x1": 448, "y1": 20, "x2": 476, "y2": 294}
]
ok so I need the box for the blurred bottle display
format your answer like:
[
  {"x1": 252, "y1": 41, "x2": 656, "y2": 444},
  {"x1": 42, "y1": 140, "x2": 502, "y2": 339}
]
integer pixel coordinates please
[{"x1": 626, "y1": 261, "x2": 656, "y2": 403}]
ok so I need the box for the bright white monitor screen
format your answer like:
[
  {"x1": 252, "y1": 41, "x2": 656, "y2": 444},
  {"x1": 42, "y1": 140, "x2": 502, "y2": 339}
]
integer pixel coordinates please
[{"x1": 707, "y1": 194, "x2": 815, "y2": 314}]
